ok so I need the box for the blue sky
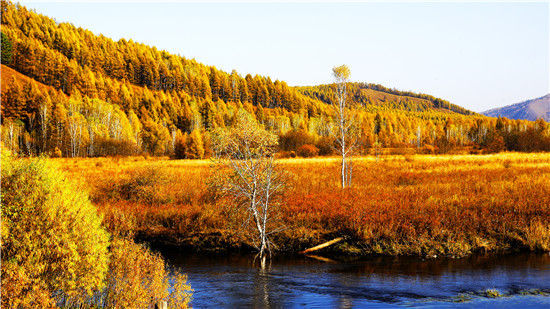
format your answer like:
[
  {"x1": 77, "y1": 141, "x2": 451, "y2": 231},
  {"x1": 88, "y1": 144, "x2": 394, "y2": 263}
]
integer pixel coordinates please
[{"x1": 18, "y1": 1, "x2": 550, "y2": 112}]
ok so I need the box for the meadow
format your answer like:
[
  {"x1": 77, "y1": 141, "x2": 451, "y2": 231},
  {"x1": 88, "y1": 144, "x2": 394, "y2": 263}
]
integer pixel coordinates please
[{"x1": 56, "y1": 152, "x2": 550, "y2": 258}]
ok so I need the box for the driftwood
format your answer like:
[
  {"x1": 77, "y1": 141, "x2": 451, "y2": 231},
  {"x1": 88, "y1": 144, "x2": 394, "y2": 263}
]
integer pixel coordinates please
[{"x1": 300, "y1": 237, "x2": 343, "y2": 254}]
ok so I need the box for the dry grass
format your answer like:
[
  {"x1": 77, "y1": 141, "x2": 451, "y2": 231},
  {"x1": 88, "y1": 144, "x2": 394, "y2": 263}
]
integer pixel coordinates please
[{"x1": 54, "y1": 153, "x2": 550, "y2": 257}]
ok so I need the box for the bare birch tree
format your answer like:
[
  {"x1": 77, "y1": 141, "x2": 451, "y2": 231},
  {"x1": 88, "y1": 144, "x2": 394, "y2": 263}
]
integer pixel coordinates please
[
  {"x1": 332, "y1": 65, "x2": 357, "y2": 188},
  {"x1": 211, "y1": 111, "x2": 285, "y2": 261}
]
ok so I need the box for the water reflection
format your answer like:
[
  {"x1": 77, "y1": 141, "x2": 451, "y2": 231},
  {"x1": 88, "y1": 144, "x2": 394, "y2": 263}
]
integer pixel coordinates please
[
  {"x1": 160, "y1": 250, "x2": 550, "y2": 308},
  {"x1": 254, "y1": 259, "x2": 271, "y2": 308}
]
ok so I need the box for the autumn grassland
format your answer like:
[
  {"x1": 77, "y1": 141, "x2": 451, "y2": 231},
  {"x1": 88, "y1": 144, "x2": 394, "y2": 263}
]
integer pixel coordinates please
[{"x1": 56, "y1": 152, "x2": 550, "y2": 258}]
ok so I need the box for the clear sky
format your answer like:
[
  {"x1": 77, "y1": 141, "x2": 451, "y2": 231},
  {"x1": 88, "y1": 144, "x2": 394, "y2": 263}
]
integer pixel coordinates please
[{"x1": 17, "y1": 0, "x2": 550, "y2": 112}]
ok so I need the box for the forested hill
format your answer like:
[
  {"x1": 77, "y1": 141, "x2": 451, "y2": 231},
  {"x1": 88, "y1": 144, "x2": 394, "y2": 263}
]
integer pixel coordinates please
[
  {"x1": 0, "y1": 0, "x2": 465, "y2": 116},
  {"x1": 298, "y1": 83, "x2": 474, "y2": 115},
  {"x1": 0, "y1": 0, "x2": 322, "y2": 113},
  {"x1": 1, "y1": 0, "x2": 548, "y2": 157}
]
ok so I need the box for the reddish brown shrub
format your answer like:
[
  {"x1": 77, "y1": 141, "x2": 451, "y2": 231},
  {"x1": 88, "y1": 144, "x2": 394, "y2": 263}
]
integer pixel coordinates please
[{"x1": 297, "y1": 144, "x2": 319, "y2": 157}]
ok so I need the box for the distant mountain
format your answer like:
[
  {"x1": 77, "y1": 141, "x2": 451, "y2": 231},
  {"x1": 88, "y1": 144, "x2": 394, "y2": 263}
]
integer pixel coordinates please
[{"x1": 482, "y1": 94, "x2": 550, "y2": 121}]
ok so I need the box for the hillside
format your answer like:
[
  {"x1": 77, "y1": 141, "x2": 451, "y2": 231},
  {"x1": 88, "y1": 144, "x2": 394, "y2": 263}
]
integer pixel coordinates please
[
  {"x1": 483, "y1": 94, "x2": 550, "y2": 121},
  {"x1": 0, "y1": 64, "x2": 63, "y2": 120},
  {"x1": 0, "y1": 0, "x2": 466, "y2": 117},
  {"x1": 0, "y1": 0, "x2": 548, "y2": 157},
  {"x1": 1, "y1": 64, "x2": 53, "y2": 94},
  {"x1": 298, "y1": 83, "x2": 474, "y2": 115}
]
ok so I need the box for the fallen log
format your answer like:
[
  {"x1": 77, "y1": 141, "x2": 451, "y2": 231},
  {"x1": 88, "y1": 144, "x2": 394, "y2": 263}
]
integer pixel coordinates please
[{"x1": 300, "y1": 237, "x2": 343, "y2": 254}]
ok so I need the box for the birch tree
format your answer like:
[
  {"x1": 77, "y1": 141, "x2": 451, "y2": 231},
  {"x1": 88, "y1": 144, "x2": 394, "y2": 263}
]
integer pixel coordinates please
[
  {"x1": 39, "y1": 98, "x2": 49, "y2": 153},
  {"x1": 6, "y1": 120, "x2": 21, "y2": 153},
  {"x1": 211, "y1": 111, "x2": 285, "y2": 261},
  {"x1": 128, "y1": 110, "x2": 142, "y2": 152},
  {"x1": 87, "y1": 118, "x2": 98, "y2": 157},
  {"x1": 332, "y1": 65, "x2": 357, "y2": 188},
  {"x1": 171, "y1": 129, "x2": 177, "y2": 155},
  {"x1": 110, "y1": 117, "x2": 122, "y2": 140},
  {"x1": 68, "y1": 115, "x2": 82, "y2": 158},
  {"x1": 67, "y1": 100, "x2": 83, "y2": 157}
]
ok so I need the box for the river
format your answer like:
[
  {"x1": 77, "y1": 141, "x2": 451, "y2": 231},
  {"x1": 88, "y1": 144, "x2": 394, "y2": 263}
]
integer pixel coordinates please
[{"x1": 160, "y1": 249, "x2": 550, "y2": 308}]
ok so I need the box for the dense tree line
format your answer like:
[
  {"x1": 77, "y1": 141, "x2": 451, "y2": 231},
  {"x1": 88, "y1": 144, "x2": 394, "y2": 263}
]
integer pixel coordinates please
[{"x1": 1, "y1": 0, "x2": 549, "y2": 158}]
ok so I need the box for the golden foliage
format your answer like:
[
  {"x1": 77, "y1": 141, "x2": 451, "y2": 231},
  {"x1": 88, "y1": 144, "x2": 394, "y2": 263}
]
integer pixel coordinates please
[
  {"x1": 2, "y1": 1, "x2": 548, "y2": 159},
  {"x1": 100, "y1": 238, "x2": 192, "y2": 309},
  {"x1": 1, "y1": 149, "x2": 110, "y2": 306},
  {"x1": 60, "y1": 152, "x2": 550, "y2": 257},
  {"x1": 1, "y1": 149, "x2": 193, "y2": 308}
]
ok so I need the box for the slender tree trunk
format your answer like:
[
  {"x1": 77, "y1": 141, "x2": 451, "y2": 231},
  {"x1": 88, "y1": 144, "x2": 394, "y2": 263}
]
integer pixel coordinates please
[
  {"x1": 250, "y1": 183, "x2": 267, "y2": 259},
  {"x1": 333, "y1": 65, "x2": 351, "y2": 188},
  {"x1": 341, "y1": 153, "x2": 346, "y2": 188}
]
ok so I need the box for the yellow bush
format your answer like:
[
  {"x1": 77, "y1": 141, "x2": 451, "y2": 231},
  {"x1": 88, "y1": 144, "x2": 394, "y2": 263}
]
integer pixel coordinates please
[
  {"x1": 1, "y1": 149, "x2": 110, "y2": 307},
  {"x1": 101, "y1": 238, "x2": 192, "y2": 308},
  {"x1": 1, "y1": 150, "x2": 194, "y2": 308}
]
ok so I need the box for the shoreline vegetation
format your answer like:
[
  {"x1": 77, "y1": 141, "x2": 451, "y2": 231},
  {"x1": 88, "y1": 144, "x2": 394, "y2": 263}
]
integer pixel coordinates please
[
  {"x1": 53, "y1": 152, "x2": 550, "y2": 259},
  {"x1": 1, "y1": 150, "x2": 193, "y2": 308}
]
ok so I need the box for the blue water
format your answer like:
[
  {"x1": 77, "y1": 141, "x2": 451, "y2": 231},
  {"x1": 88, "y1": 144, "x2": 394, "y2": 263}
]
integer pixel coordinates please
[{"x1": 161, "y1": 251, "x2": 550, "y2": 308}]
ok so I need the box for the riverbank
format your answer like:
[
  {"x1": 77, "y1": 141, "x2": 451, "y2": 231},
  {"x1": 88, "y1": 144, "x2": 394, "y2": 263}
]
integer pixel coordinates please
[
  {"x1": 135, "y1": 229, "x2": 547, "y2": 260},
  {"x1": 56, "y1": 153, "x2": 550, "y2": 258}
]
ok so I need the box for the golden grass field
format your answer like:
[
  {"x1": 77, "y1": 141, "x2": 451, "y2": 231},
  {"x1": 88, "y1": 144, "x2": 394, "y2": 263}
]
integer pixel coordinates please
[{"x1": 54, "y1": 152, "x2": 550, "y2": 257}]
